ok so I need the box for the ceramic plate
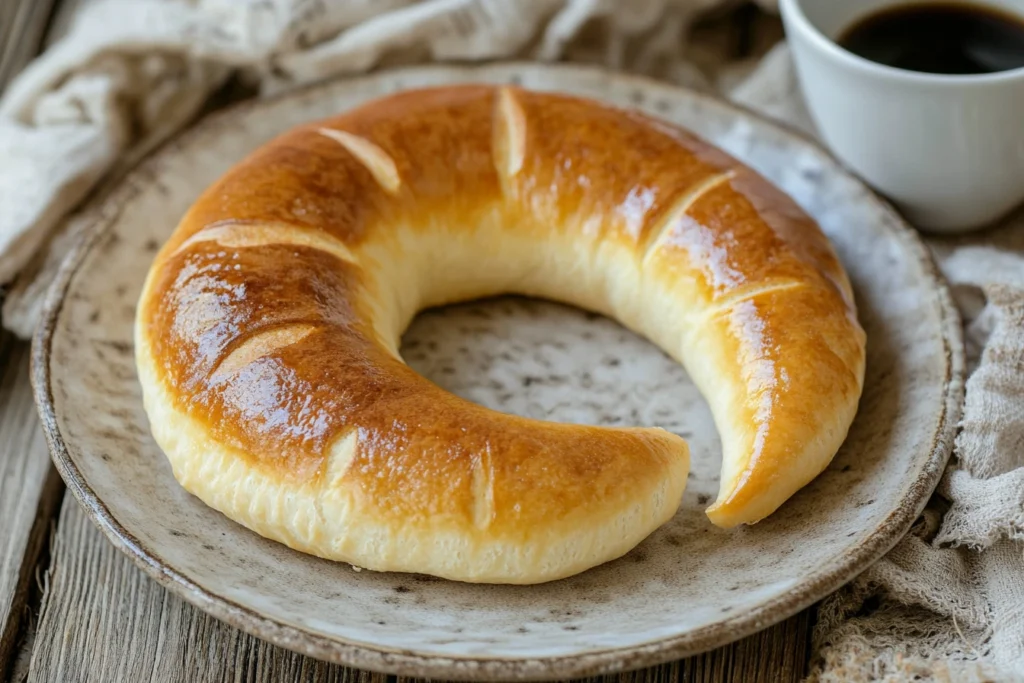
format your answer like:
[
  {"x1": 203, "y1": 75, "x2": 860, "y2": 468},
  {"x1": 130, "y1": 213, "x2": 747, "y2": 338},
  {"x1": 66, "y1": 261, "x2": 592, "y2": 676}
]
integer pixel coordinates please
[{"x1": 33, "y1": 63, "x2": 963, "y2": 680}]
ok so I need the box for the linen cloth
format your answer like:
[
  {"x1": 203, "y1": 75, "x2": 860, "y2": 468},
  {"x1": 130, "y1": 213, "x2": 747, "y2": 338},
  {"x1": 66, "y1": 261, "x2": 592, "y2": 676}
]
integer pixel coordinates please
[{"x1": 2, "y1": 2, "x2": 1022, "y2": 680}]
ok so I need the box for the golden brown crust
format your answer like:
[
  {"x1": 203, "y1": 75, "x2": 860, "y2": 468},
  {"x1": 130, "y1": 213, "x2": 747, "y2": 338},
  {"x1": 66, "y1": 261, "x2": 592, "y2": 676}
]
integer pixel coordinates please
[{"x1": 136, "y1": 85, "x2": 865, "y2": 582}]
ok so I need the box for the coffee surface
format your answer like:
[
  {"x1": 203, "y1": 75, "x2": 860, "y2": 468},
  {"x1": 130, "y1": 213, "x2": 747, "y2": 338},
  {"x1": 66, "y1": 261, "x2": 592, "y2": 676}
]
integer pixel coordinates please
[{"x1": 839, "y1": 2, "x2": 1024, "y2": 74}]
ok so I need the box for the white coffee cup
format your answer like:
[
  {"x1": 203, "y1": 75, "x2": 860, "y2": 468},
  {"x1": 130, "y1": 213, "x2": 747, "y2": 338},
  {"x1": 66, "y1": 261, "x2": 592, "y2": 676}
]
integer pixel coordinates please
[{"x1": 780, "y1": 0, "x2": 1024, "y2": 233}]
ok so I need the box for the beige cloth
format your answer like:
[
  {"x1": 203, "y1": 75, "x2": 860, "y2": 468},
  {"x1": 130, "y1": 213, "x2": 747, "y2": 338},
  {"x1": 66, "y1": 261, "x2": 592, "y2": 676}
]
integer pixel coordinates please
[{"x1": 2, "y1": 2, "x2": 1022, "y2": 680}]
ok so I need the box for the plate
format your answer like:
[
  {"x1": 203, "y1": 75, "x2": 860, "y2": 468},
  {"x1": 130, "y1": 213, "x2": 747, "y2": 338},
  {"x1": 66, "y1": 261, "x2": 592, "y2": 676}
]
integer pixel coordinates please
[{"x1": 33, "y1": 63, "x2": 963, "y2": 680}]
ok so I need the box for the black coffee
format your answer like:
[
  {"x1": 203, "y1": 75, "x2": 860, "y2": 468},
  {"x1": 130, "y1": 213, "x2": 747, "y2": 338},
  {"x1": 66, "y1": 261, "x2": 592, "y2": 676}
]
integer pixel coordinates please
[{"x1": 838, "y1": 2, "x2": 1024, "y2": 74}]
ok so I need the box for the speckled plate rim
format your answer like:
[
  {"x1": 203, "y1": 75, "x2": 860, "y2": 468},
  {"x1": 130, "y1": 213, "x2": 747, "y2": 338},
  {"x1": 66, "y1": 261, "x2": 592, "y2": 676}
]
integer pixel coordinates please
[{"x1": 31, "y1": 62, "x2": 965, "y2": 680}]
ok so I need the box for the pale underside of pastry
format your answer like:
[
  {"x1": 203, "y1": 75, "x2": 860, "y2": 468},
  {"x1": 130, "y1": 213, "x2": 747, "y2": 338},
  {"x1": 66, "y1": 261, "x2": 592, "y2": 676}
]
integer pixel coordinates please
[{"x1": 135, "y1": 85, "x2": 866, "y2": 584}]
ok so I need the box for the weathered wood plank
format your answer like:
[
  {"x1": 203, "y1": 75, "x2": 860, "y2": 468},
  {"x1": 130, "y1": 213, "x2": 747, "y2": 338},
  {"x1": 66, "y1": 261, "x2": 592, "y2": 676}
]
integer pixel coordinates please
[
  {"x1": 26, "y1": 493, "x2": 810, "y2": 683},
  {"x1": 0, "y1": 341, "x2": 64, "y2": 679},
  {"x1": 0, "y1": 0, "x2": 72, "y2": 677}
]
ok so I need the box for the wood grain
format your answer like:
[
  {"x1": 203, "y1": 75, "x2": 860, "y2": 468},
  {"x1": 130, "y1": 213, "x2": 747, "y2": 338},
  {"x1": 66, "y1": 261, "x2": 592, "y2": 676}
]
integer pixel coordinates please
[
  {"x1": 0, "y1": 342, "x2": 64, "y2": 679},
  {"x1": 0, "y1": 2, "x2": 66, "y2": 678},
  {"x1": 25, "y1": 493, "x2": 810, "y2": 683}
]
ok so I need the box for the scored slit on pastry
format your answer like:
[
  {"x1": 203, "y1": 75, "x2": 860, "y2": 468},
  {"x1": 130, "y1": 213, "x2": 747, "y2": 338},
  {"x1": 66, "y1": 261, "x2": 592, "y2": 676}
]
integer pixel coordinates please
[
  {"x1": 471, "y1": 448, "x2": 497, "y2": 531},
  {"x1": 212, "y1": 324, "x2": 317, "y2": 378},
  {"x1": 493, "y1": 86, "x2": 527, "y2": 179},
  {"x1": 640, "y1": 170, "x2": 736, "y2": 265},
  {"x1": 704, "y1": 280, "x2": 806, "y2": 316},
  {"x1": 323, "y1": 431, "x2": 359, "y2": 490},
  {"x1": 174, "y1": 221, "x2": 359, "y2": 265},
  {"x1": 317, "y1": 128, "x2": 402, "y2": 195},
  {"x1": 137, "y1": 85, "x2": 865, "y2": 584}
]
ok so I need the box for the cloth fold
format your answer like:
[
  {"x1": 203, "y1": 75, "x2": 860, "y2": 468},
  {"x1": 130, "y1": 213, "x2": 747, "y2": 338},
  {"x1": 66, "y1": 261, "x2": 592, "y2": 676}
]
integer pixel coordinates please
[{"x1": 2, "y1": 2, "x2": 1022, "y2": 680}]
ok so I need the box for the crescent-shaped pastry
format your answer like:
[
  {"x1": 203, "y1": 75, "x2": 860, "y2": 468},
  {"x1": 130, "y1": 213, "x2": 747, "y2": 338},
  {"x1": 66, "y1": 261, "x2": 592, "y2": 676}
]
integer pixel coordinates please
[{"x1": 135, "y1": 86, "x2": 866, "y2": 584}]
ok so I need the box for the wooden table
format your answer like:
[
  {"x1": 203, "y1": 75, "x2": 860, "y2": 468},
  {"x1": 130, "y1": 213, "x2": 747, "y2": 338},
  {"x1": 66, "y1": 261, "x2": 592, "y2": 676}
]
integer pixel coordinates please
[{"x1": 0, "y1": 3, "x2": 815, "y2": 680}]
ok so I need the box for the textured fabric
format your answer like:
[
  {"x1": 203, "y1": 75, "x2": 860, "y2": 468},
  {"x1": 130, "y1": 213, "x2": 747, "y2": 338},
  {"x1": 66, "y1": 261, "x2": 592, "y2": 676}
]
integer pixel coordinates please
[{"x1": 1, "y1": 2, "x2": 1022, "y2": 680}]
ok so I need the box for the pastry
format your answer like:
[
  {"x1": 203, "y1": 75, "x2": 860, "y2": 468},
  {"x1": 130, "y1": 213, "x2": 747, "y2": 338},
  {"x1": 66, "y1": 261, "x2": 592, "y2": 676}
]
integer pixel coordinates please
[{"x1": 135, "y1": 86, "x2": 866, "y2": 584}]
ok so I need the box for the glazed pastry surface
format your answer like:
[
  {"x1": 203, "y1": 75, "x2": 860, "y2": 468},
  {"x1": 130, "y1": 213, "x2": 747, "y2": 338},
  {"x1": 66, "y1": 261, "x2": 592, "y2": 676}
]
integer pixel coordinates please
[{"x1": 136, "y1": 86, "x2": 866, "y2": 584}]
